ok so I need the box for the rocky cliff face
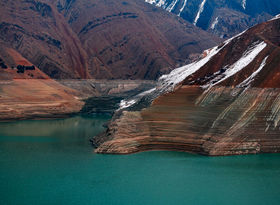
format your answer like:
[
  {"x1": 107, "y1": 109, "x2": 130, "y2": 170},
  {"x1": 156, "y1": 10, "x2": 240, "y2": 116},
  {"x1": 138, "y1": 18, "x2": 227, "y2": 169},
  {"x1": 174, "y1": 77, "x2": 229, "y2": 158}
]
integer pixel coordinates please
[
  {"x1": 94, "y1": 17, "x2": 280, "y2": 155},
  {"x1": 0, "y1": 0, "x2": 219, "y2": 80},
  {"x1": 145, "y1": 0, "x2": 280, "y2": 38}
]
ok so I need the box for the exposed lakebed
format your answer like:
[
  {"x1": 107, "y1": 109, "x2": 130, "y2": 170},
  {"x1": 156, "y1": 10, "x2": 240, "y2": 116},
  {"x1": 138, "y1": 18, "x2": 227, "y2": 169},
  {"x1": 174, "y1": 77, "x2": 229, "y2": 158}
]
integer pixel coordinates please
[{"x1": 0, "y1": 115, "x2": 280, "y2": 205}]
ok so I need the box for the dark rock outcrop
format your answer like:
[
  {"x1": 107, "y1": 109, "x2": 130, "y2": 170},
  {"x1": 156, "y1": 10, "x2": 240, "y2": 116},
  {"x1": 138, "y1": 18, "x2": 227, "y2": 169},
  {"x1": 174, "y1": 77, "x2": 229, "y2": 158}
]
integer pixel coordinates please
[{"x1": 0, "y1": 58, "x2": 8, "y2": 69}]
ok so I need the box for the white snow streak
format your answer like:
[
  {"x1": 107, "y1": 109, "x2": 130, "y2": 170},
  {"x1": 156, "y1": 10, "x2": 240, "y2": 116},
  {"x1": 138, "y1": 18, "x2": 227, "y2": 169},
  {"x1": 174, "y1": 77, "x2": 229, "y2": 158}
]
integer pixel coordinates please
[
  {"x1": 178, "y1": 0, "x2": 188, "y2": 16},
  {"x1": 238, "y1": 56, "x2": 269, "y2": 88},
  {"x1": 193, "y1": 0, "x2": 207, "y2": 26},
  {"x1": 275, "y1": 14, "x2": 280, "y2": 19},
  {"x1": 145, "y1": 0, "x2": 166, "y2": 7},
  {"x1": 118, "y1": 88, "x2": 156, "y2": 110},
  {"x1": 211, "y1": 17, "x2": 219, "y2": 29},
  {"x1": 242, "y1": 0, "x2": 246, "y2": 10},
  {"x1": 269, "y1": 14, "x2": 280, "y2": 21},
  {"x1": 117, "y1": 28, "x2": 259, "y2": 110},
  {"x1": 166, "y1": 0, "x2": 179, "y2": 12},
  {"x1": 119, "y1": 99, "x2": 137, "y2": 110},
  {"x1": 117, "y1": 45, "x2": 221, "y2": 110},
  {"x1": 159, "y1": 45, "x2": 221, "y2": 89},
  {"x1": 202, "y1": 41, "x2": 267, "y2": 89},
  {"x1": 137, "y1": 88, "x2": 157, "y2": 96},
  {"x1": 159, "y1": 29, "x2": 249, "y2": 90}
]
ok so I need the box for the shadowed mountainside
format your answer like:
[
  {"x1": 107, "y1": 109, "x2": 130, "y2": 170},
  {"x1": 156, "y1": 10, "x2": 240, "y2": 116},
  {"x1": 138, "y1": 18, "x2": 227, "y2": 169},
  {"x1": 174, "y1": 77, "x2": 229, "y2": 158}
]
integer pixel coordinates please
[{"x1": 145, "y1": 0, "x2": 280, "y2": 38}]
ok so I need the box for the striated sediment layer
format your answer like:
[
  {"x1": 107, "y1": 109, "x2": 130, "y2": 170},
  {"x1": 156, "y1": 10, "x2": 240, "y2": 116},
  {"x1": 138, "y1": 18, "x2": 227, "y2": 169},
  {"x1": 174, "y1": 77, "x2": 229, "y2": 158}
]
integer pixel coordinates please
[
  {"x1": 95, "y1": 86, "x2": 280, "y2": 155},
  {"x1": 94, "y1": 17, "x2": 280, "y2": 156}
]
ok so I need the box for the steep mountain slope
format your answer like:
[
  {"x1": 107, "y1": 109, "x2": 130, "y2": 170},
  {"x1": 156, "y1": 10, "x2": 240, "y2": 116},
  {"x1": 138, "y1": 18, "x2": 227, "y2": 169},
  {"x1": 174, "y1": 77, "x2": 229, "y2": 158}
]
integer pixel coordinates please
[
  {"x1": 94, "y1": 17, "x2": 280, "y2": 155},
  {"x1": 145, "y1": 0, "x2": 280, "y2": 38},
  {"x1": 0, "y1": 0, "x2": 89, "y2": 79},
  {"x1": 181, "y1": 16, "x2": 280, "y2": 88},
  {"x1": 0, "y1": 0, "x2": 219, "y2": 80}
]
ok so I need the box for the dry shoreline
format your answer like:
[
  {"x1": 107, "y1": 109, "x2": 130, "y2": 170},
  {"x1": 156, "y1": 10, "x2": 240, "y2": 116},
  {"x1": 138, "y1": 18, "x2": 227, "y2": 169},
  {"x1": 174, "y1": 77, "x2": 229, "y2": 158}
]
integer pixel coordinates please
[{"x1": 0, "y1": 79, "x2": 156, "y2": 122}]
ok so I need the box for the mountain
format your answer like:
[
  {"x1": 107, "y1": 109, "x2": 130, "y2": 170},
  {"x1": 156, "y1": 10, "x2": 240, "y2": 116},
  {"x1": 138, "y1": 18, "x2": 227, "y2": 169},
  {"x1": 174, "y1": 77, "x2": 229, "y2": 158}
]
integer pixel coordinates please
[
  {"x1": 94, "y1": 16, "x2": 280, "y2": 155},
  {"x1": 0, "y1": 0, "x2": 219, "y2": 80},
  {"x1": 145, "y1": 0, "x2": 280, "y2": 38}
]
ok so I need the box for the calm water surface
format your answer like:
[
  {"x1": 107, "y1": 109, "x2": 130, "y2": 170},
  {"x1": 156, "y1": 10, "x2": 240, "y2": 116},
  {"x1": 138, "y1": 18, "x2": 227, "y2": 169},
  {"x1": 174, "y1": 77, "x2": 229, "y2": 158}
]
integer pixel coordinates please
[{"x1": 0, "y1": 115, "x2": 280, "y2": 205}]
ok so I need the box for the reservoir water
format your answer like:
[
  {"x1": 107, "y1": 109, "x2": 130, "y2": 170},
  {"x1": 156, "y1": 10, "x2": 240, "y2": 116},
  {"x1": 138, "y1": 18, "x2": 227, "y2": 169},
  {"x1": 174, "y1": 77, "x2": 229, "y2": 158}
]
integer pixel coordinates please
[{"x1": 0, "y1": 115, "x2": 280, "y2": 205}]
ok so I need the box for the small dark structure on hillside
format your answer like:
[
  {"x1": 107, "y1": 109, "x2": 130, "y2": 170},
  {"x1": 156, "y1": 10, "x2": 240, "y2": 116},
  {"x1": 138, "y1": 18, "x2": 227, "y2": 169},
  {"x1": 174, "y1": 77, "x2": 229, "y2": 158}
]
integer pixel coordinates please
[
  {"x1": 16, "y1": 65, "x2": 35, "y2": 73},
  {"x1": 25, "y1": 65, "x2": 35, "y2": 70},
  {"x1": 0, "y1": 58, "x2": 8, "y2": 69}
]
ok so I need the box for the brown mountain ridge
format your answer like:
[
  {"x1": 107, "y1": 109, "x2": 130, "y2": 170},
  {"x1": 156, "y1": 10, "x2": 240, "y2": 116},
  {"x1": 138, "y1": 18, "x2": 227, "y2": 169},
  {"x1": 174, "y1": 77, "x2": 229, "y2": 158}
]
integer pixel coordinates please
[{"x1": 0, "y1": 0, "x2": 220, "y2": 80}]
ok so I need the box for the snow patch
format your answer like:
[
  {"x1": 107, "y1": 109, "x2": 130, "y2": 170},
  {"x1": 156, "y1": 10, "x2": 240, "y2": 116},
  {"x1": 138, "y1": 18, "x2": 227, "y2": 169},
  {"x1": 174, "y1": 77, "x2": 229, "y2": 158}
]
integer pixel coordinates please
[
  {"x1": 237, "y1": 56, "x2": 269, "y2": 88},
  {"x1": 242, "y1": 0, "x2": 246, "y2": 10},
  {"x1": 193, "y1": 0, "x2": 207, "y2": 26},
  {"x1": 178, "y1": 0, "x2": 188, "y2": 16},
  {"x1": 159, "y1": 45, "x2": 221, "y2": 90},
  {"x1": 119, "y1": 99, "x2": 137, "y2": 110},
  {"x1": 166, "y1": 0, "x2": 179, "y2": 12},
  {"x1": 117, "y1": 28, "x2": 253, "y2": 110},
  {"x1": 202, "y1": 41, "x2": 267, "y2": 89},
  {"x1": 269, "y1": 14, "x2": 280, "y2": 21},
  {"x1": 137, "y1": 88, "x2": 157, "y2": 97},
  {"x1": 211, "y1": 17, "x2": 219, "y2": 29},
  {"x1": 145, "y1": 0, "x2": 166, "y2": 7},
  {"x1": 159, "y1": 29, "x2": 249, "y2": 91},
  {"x1": 118, "y1": 88, "x2": 156, "y2": 110}
]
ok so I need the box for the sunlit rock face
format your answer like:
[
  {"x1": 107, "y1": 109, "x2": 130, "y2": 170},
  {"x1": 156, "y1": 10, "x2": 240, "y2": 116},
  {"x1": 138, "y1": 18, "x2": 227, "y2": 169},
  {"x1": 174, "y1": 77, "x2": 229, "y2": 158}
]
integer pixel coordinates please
[
  {"x1": 145, "y1": 0, "x2": 280, "y2": 38},
  {"x1": 94, "y1": 17, "x2": 280, "y2": 155}
]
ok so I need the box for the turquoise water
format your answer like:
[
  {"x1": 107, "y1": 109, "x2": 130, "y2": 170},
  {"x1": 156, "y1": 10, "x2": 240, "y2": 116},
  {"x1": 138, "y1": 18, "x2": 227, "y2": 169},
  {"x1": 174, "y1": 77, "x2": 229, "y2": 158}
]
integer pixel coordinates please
[{"x1": 0, "y1": 115, "x2": 280, "y2": 205}]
